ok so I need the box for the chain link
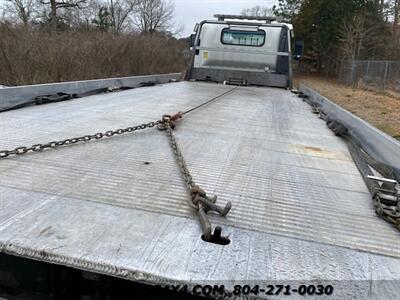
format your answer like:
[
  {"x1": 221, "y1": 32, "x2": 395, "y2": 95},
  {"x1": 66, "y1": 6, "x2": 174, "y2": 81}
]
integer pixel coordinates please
[
  {"x1": 160, "y1": 114, "x2": 231, "y2": 243},
  {"x1": 160, "y1": 116, "x2": 196, "y2": 204},
  {"x1": 0, "y1": 120, "x2": 161, "y2": 159},
  {"x1": 0, "y1": 87, "x2": 237, "y2": 244}
]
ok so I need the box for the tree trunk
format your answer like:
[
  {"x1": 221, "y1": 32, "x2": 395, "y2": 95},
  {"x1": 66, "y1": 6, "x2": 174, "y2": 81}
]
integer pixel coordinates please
[
  {"x1": 394, "y1": 0, "x2": 400, "y2": 48},
  {"x1": 50, "y1": 0, "x2": 57, "y2": 31}
]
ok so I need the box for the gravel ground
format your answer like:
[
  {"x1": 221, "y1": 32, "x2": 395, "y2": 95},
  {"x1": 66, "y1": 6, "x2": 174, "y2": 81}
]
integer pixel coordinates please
[{"x1": 294, "y1": 74, "x2": 400, "y2": 140}]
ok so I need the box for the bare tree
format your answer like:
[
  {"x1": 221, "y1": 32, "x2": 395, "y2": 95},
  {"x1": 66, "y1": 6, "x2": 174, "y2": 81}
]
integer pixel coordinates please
[
  {"x1": 40, "y1": 0, "x2": 86, "y2": 30},
  {"x1": 131, "y1": 0, "x2": 174, "y2": 34},
  {"x1": 105, "y1": 0, "x2": 136, "y2": 34},
  {"x1": 91, "y1": 6, "x2": 112, "y2": 31},
  {"x1": 3, "y1": 0, "x2": 37, "y2": 26},
  {"x1": 392, "y1": 0, "x2": 400, "y2": 27},
  {"x1": 338, "y1": 13, "x2": 380, "y2": 60},
  {"x1": 241, "y1": 5, "x2": 274, "y2": 17},
  {"x1": 65, "y1": 0, "x2": 100, "y2": 29},
  {"x1": 392, "y1": 0, "x2": 400, "y2": 49}
]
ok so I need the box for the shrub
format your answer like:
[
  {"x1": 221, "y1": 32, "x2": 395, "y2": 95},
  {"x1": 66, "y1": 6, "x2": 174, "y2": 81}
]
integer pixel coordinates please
[{"x1": 0, "y1": 25, "x2": 188, "y2": 86}]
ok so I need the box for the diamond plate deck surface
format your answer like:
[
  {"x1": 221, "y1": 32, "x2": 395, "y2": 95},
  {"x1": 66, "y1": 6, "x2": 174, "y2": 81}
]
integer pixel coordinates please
[{"x1": 1, "y1": 81, "x2": 400, "y2": 298}]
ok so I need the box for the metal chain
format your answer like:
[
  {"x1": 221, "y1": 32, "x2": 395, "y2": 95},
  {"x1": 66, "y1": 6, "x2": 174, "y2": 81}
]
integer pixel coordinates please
[
  {"x1": 158, "y1": 115, "x2": 196, "y2": 196},
  {"x1": 0, "y1": 120, "x2": 161, "y2": 159},
  {"x1": 182, "y1": 86, "x2": 238, "y2": 115},
  {"x1": 0, "y1": 113, "x2": 232, "y2": 243},
  {"x1": 0, "y1": 87, "x2": 237, "y2": 244},
  {"x1": 0, "y1": 87, "x2": 237, "y2": 160},
  {"x1": 158, "y1": 114, "x2": 232, "y2": 243}
]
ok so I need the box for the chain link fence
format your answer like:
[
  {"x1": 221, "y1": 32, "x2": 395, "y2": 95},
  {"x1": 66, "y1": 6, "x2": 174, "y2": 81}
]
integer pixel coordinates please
[{"x1": 338, "y1": 60, "x2": 400, "y2": 92}]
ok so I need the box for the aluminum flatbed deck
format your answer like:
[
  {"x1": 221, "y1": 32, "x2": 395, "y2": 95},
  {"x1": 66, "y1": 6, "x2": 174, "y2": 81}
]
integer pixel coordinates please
[{"x1": 1, "y1": 81, "x2": 400, "y2": 298}]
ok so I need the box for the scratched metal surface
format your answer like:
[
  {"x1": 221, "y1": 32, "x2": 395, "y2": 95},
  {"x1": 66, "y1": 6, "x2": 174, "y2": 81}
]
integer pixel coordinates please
[{"x1": 1, "y1": 81, "x2": 400, "y2": 298}]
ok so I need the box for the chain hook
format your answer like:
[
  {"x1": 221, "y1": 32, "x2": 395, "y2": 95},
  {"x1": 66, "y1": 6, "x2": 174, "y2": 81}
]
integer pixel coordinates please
[
  {"x1": 190, "y1": 186, "x2": 232, "y2": 244},
  {"x1": 158, "y1": 112, "x2": 183, "y2": 131}
]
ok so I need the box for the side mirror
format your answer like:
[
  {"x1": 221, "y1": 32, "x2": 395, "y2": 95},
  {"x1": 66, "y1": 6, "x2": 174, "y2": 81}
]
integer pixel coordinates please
[
  {"x1": 293, "y1": 39, "x2": 304, "y2": 61},
  {"x1": 189, "y1": 33, "x2": 196, "y2": 48}
]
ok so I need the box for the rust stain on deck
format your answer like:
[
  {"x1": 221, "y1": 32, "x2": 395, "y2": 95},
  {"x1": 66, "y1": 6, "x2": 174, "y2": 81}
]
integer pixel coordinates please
[{"x1": 293, "y1": 144, "x2": 351, "y2": 161}]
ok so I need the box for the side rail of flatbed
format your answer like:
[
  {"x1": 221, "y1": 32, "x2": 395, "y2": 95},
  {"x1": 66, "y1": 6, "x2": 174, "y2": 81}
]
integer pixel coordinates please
[
  {"x1": 299, "y1": 84, "x2": 400, "y2": 180},
  {"x1": 299, "y1": 84, "x2": 400, "y2": 231},
  {"x1": 0, "y1": 73, "x2": 182, "y2": 112}
]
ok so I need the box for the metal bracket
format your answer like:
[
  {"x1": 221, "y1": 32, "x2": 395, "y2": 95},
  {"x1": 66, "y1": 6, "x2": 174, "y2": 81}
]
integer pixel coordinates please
[
  {"x1": 223, "y1": 79, "x2": 248, "y2": 86},
  {"x1": 368, "y1": 175, "x2": 399, "y2": 206}
]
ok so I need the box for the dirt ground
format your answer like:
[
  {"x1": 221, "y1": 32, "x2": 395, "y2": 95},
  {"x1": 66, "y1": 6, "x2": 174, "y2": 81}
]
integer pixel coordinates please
[{"x1": 294, "y1": 74, "x2": 400, "y2": 140}]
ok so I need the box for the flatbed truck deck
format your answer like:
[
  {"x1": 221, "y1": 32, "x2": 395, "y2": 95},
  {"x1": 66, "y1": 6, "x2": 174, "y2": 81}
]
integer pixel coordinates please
[{"x1": 1, "y1": 80, "x2": 400, "y2": 299}]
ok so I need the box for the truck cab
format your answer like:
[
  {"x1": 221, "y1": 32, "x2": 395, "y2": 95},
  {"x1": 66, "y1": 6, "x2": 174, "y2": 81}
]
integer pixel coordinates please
[{"x1": 187, "y1": 14, "x2": 294, "y2": 88}]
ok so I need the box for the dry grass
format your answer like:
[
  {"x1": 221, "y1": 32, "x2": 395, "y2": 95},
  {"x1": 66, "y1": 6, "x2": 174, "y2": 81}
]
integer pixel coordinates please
[
  {"x1": 0, "y1": 25, "x2": 188, "y2": 86},
  {"x1": 294, "y1": 74, "x2": 400, "y2": 140}
]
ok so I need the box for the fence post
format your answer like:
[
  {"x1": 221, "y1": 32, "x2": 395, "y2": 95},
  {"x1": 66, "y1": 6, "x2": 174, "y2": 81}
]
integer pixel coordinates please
[
  {"x1": 338, "y1": 58, "x2": 344, "y2": 82},
  {"x1": 397, "y1": 62, "x2": 400, "y2": 92},
  {"x1": 349, "y1": 60, "x2": 355, "y2": 85},
  {"x1": 366, "y1": 61, "x2": 370, "y2": 78},
  {"x1": 383, "y1": 61, "x2": 389, "y2": 91}
]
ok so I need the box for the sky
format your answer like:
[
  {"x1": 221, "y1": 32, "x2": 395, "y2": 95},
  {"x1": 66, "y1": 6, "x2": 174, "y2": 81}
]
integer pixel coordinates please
[
  {"x1": 0, "y1": 0, "x2": 277, "y2": 36},
  {"x1": 174, "y1": 0, "x2": 278, "y2": 36}
]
